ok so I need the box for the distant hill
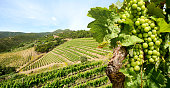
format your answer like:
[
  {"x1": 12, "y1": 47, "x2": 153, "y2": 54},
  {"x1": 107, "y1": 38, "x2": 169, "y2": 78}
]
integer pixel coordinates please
[
  {"x1": 0, "y1": 32, "x2": 51, "y2": 52},
  {"x1": 0, "y1": 31, "x2": 24, "y2": 38}
]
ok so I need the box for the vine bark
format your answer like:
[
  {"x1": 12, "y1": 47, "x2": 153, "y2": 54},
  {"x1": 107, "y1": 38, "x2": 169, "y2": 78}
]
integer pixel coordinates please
[{"x1": 105, "y1": 45, "x2": 127, "y2": 88}]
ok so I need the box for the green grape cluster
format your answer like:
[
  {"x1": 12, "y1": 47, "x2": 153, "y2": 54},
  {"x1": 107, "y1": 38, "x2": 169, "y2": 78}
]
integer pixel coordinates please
[
  {"x1": 129, "y1": 44, "x2": 144, "y2": 72},
  {"x1": 118, "y1": 0, "x2": 162, "y2": 66}
]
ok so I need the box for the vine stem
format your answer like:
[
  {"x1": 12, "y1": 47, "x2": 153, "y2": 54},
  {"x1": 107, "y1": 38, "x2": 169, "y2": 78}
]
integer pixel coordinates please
[{"x1": 141, "y1": 49, "x2": 144, "y2": 88}]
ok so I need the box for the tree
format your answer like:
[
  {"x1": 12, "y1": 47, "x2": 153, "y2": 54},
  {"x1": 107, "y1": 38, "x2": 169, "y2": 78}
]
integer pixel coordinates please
[{"x1": 80, "y1": 56, "x2": 88, "y2": 63}]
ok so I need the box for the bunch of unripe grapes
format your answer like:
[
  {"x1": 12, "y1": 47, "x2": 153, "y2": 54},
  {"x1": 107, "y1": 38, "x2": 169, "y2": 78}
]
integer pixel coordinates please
[
  {"x1": 127, "y1": 44, "x2": 144, "y2": 72},
  {"x1": 118, "y1": 0, "x2": 162, "y2": 71}
]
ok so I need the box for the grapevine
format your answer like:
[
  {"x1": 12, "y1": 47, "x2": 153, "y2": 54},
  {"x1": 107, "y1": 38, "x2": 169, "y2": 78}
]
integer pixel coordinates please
[{"x1": 87, "y1": 0, "x2": 170, "y2": 87}]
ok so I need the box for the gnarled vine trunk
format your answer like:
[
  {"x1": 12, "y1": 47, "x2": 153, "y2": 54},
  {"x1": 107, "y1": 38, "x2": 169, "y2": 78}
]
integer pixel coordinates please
[{"x1": 105, "y1": 45, "x2": 127, "y2": 88}]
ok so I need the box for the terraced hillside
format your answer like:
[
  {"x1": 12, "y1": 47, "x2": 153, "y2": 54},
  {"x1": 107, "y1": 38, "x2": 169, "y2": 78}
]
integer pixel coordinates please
[
  {"x1": 0, "y1": 61, "x2": 112, "y2": 88},
  {"x1": 22, "y1": 38, "x2": 112, "y2": 71}
]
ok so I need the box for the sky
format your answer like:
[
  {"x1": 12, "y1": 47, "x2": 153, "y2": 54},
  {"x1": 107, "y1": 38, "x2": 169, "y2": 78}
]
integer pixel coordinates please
[{"x1": 0, "y1": 0, "x2": 123, "y2": 33}]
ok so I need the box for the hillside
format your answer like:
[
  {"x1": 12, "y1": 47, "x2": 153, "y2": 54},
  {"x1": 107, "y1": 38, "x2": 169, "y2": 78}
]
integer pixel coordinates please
[
  {"x1": 21, "y1": 38, "x2": 112, "y2": 73},
  {"x1": 0, "y1": 31, "x2": 24, "y2": 39},
  {"x1": 0, "y1": 38, "x2": 113, "y2": 88},
  {"x1": 0, "y1": 32, "x2": 50, "y2": 52}
]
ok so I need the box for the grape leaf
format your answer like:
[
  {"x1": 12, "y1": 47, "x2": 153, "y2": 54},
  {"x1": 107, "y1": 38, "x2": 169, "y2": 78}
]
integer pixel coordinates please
[
  {"x1": 104, "y1": 32, "x2": 118, "y2": 42},
  {"x1": 145, "y1": 66, "x2": 167, "y2": 88},
  {"x1": 119, "y1": 34, "x2": 144, "y2": 46},
  {"x1": 150, "y1": 0, "x2": 165, "y2": 5},
  {"x1": 147, "y1": 3, "x2": 165, "y2": 18},
  {"x1": 164, "y1": 33, "x2": 170, "y2": 51},
  {"x1": 87, "y1": 7, "x2": 120, "y2": 43},
  {"x1": 109, "y1": 3, "x2": 118, "y2": 12},
  {"x1": 88, "y1": 21, "x2": 107, "y2": 43},
  {"x1": 167, "y1": 0, "x2": 170, "y2": 9},
  {"x1": 115, "y1": 0, "x2": 123, "y2": 8},
  {"x1": 120, "y1": 18, "x2": 134, "y2": 34},
  {"x1": 156, "y1": 18, "x2": 170, "y2": 32}
]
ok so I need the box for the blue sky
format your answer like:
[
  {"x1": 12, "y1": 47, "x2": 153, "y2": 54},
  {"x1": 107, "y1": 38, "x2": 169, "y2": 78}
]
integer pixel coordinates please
[{"x1": 0, "y1": 0, "x2": 123, "y2": 33}]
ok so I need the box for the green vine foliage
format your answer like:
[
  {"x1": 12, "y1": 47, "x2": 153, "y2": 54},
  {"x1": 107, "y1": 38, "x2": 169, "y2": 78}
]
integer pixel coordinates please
[{"x1": 87, "y1": 0, "x2": 169, "y2": 88}]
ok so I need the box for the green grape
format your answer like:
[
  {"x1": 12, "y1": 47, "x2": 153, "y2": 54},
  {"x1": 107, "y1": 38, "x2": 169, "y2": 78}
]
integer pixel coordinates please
[
  {"x1": 148, "y1": 37, "x2": 152, "y2": 42},
  {"x1": 157, "y1": 52, "x2": 160, "y2": 56},
  {"x1": 131, "y1": 58, "x2": 135, "y2": 62},
  {"x1": 132, "y1": 29, "x2": 137, "y2": 34},
  {"x1": 122, "y1": 14, "x2": 126, "y2": 19},
  {"x1": 152, "y1": 30, "x2": 157, "y2": 34},
  {"x1": 144, "y1": 27, "x2": 149, "y2": 32},
  {"x1": 146, "y1": 55, "x2": 151, "y2": 58},
  {"x1": 142, "y1": 23, "x2": 146, "y2": 28},
  {"x1": 144, "y1": 49, "x2": 148, "y2": 53},
  {"x1": 134, "y1": 55, "x2": 138, "y2": 59},
  {"x1": 140, "y1": 19, "x2": 145, "y2": 24},
  {"x1": 136, "y1": 52, "x2": 139, "y2": 55},
  {"x1": 154, "y1": 27, "x2": 158, "y2": 30},
  {"x1": 145, "y1": 19, "x2": 149, "y2": 23},
  {"x1": 132, "y1": 0, "x2": 137, "y2": 4},
  {"x1": 149, "y1": 46, "x2": 154, "y2": 50},
  {"x1": 139, "y1": 51, "x2": 143, "y2": 54},
  {"x1": 137, "y1": 7, "x2": 141, "y2": 11},
  {"x1": 127, "y1": 64, "x2": 131, "y2": 68},
  {"x1": 151, "y1": 35, "x2": 156, "y2": 39},
  {"x1": 148, "y1": 20, "x2": 152, "y2": 24},
  {"x1": 150, "y1": 23, "x2": 155, "y2": 28},
  {"x1": 148, "y1": 50, "x2": 153, "y2": 55},
  {"x1": 143, "y1": 33, "x2": 148, "y2": 37},
  {"x1": 138, "y1": 33, "x2": 143, "y2": 38},
  {"x1": 138, "y1": 1, "x2": 143, "y2": 7},
  {"x1": 155, "y1": 41, "x2": 161, "y2": 45},
  {"x1": 141, "y1": 16, "x2": 145, "y2": 19},
  {"x1": 153, "y1": 38, "x2": 157, "y2": 42},
  {"x1": 149, "y1": 42, "x2": 154, "y2": 46},
  {"x1": 135, "y1": 21, "x2": 140, "y2": 26},
  {"x1": 134, "y1": 65, "x2": 140, "y2": 71},
  {"x1": 139, "y1": 55, "x2": 143, "y2": 59},
  {"x1": 133, "y1": 52, "x2": 137, "y2": 55},
  {"x1": 149, "y1": 58, "x2": 154, "y2": 63},
  {"x1": 152, "y1": 50, "x2": 157, "y2": 55},
  {"x1": 137, "y1": 58, "x2": 141, "y2": 61},
  {"x1": 143, "y1": 43, "x2": 148, "y2": 48},
  {"x1": 136, "y1": 61, "x2": 140, "y2": 65},
  {"x1": 152, "y1": 55, "x2": 157, "y2": 59},
  {"x1": 141, "y1": 5, "x2": 145, "y2": 10},
  {"x1": 132, "y1": 4, "x2": 138, "y2": 9},
  {"x1": 148, "y1": 31, "x2": 152, "y2": 36},
  {"x1": 131, "y1": 62, "x2": 136, "y2": 67}
]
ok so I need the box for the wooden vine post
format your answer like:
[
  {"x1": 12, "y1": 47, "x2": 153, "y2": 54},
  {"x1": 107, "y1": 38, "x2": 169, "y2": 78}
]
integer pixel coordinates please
[{"x1": 105, "y1": 45, "x2": 127, "y2": 88}]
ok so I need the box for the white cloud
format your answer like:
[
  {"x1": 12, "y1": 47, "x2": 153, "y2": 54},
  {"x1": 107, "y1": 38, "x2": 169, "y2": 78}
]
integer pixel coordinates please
[{"x1": 51, "y1": 17, "x2": 56, "y2": 21}]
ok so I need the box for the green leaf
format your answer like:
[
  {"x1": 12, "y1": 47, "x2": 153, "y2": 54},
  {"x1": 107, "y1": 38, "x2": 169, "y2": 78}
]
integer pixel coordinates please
[
  {"x1": 109, "y1": 3, "x2": 118, "y2": 12},
  {"x1": 156, "y1": 18, "x2": 170, "y2": 32},
  {"x1": 147, "y1": 3, "x2": 165, "y2": 18},
  {"x1": 164, "y1": 33, "x2": 170, "y2": 51},
  {"x1": 121, "y1": 18, "x2": 134, "y2": 34},
  {"x1": 145, "y1": 66, "x2": 167, "y2": 88},
  {"x1": 87, "y1": 7, "x2": 112, "y2": 21},
  {"x1": 150, "y1": 0, "x2": 165, "y2": 5},
  {"x1": 104, "y1": 32, "x2": 118, "y2": 42},
  {"x1": 166, "y1": 0, "x2": 170, "y2": 9},
  {"x1": 119, "y1": 34, "x2": 144, "y2": 46},
  {"x1": 87, "y1": 7, "x2": 120, "y2": 43},
  {"x1": 115, "y1": 0, "x2": 123, "y2": 8},
  {"x1": 88, "y1": 21, "x2": 107, "y2": 43}
]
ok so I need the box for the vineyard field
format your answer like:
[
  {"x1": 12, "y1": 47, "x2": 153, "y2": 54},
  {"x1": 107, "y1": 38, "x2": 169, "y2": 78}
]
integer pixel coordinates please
[
  {"x1": 0, "y1": 61, "x2": 112, "y2": 88},
  {"x1": 22, "y1": 38, "x2": 112, "y2": 71}
]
